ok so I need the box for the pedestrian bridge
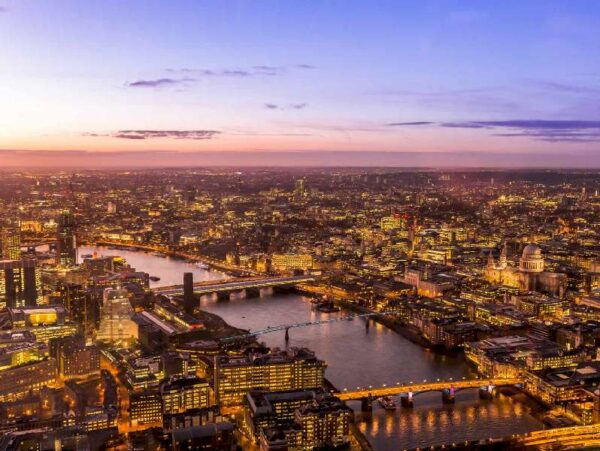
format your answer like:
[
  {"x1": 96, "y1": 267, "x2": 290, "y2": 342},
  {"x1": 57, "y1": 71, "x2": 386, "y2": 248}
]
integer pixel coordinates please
[
  {"x1": 153, "y1": 274, "x2": 317, "y2": 296},
  {"x1": 336, "y1": 377, "x2": 523, "y2": 401}
]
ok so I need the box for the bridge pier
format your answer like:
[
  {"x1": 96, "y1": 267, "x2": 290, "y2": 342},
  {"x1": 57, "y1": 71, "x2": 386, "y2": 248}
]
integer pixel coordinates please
[
  {"x1": 245, "y1": 287, "x2": 261, "y2": 298},
  {"x1": 361, "y1": 395, "x2": 373, "y2": 413},
  {"x1": 442, "y1": 388, "x2": 455, "y2": 404},
  {"x1": 479, "y1": 385, "x2": 494, "y2": 400},
  {"x1": 285, "y1": 327, "x2": 290, "y2": 342},
  {"x1": 216, "y1": 292, "x2": 230, "y2": 302},
  {"x1": 273, "y1": 286, "x2": 295, "y2": 295},
  {"x1": 400, "y1": 392, "x2": 414, "y2": 408}
]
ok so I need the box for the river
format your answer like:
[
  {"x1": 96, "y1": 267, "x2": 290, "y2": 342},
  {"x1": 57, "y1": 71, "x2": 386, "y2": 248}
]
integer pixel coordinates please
[{"x1": 80, "y1": 245, "x2": 544, "y2": 450}]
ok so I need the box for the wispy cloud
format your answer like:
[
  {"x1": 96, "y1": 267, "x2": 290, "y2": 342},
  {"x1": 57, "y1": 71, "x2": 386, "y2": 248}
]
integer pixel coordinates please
[
  {"x1": 85, "y1": 130, "x2": 220, "y2": 140},
  {"x1": 386, "y1": 119, "x2": 600, "y2": 142},
  {"x1": 386, "y1": 121, "x2": 434, "y2": 126},
  {"x1": 264, "y1": 103, "x2": 308, "y2": 110},
  {"x1": 166, "y1": 64, "x2": 315, "y2": 77},
  {"x1": 126, "y1": 78, "x2": 195, "y2": 88}
]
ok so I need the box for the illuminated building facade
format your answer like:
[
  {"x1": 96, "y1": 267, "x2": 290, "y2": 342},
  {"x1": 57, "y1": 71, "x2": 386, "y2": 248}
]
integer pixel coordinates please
[
  {"x1": 0, "y1": 358, "x2": 57, "y2": 402},
  {"x1": 215, "y1": 348, "x2": 326, "y2": 406},
  {"x1": 485, "y1": 244, "x2": 567, "y2": 297},
  {"x1": 0, "y1": 259, "x2": 41, "y2": 309},
  {"x1": 1, "y1": 221, "x2": 21, "y2": 260},
  {"x1": 161, "y1": 376, "x2": 212, "y2": 415},
  {"x1": 270, "y1": 254, "x2": 313, "y2": 273},
  {"x1": 96, "y1": 288, "x2": 138, "y2": 344},
  {"x1": 129, "y1": 390, "x2": 163, "y2": 427},
  {"x1": 56, "y1": 210, "x2": 77, "y2": 267}
]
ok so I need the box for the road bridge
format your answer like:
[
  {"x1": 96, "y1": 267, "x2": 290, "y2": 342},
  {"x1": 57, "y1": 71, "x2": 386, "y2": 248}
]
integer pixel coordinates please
[
  {"x1": 153, "y1": 274, "x2": 317, "y2": 297},
  {"x1": 335, "y1": 377, "x2": 523, "y2": 411},
  {"x1": 515, "y1": 423, "x2": 600, "y2": 448}
]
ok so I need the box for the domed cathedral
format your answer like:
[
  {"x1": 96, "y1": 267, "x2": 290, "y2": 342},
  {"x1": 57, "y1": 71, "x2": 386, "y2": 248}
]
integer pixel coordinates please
[{"x1": 485, "y1": 243, "x2": 566, "y2": 297}]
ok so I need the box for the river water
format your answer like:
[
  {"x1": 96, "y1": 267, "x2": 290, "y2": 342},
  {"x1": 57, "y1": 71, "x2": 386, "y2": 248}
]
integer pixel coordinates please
[{"x1": 80, "y1": 246, "x2": 544, "y2": 450}]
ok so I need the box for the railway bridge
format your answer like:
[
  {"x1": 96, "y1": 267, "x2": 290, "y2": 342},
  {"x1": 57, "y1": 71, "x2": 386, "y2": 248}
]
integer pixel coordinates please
[{"x1": 153, "y1": 274, "x2": 317, "y2": 299}]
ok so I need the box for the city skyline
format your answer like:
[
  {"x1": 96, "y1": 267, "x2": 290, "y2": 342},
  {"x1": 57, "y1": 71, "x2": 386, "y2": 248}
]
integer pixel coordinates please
[{"x1": 2, "y1": 1, "x2": 600, "y2": 167}]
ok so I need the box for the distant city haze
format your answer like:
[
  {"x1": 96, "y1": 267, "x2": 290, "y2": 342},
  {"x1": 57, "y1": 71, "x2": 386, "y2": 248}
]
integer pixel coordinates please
[{"x1": 0, "y1": 150, "x2": 598, "y2": 169}]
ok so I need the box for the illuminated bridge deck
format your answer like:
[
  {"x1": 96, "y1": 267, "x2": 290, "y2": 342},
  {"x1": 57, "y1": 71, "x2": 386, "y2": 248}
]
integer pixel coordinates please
[
  {"x1": 153, "y1": 275, "x2": 317, "y2": 296},
  {"x1": 335, "y1": 377, "x2": 523, "y2": 400}
]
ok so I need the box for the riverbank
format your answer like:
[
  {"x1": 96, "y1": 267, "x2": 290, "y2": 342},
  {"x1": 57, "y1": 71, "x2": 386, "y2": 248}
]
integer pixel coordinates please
[{"x1": 90, "y1": 240, "x2": 253, "y2": 276}]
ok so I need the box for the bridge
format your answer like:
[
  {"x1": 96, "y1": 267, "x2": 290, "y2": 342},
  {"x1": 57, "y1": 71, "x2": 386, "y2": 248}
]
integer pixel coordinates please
[
  {"x1": 153, "y1": 275, "x2": 317, "y2": 298},
  {"x1": 335, "y1": 377, "x2": 523, "y2": 410},
  {"x1": 514, "y1": 423, "x2": 600, "y2": 448},
  {"x1": 220, "y1": 309, "x2": 401, "y2": 342}
]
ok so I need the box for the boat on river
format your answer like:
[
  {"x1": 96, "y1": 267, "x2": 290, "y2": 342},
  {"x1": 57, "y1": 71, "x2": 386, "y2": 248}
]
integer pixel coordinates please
[
  {"x1": 317, "y1": 301, "x2": 341, "y2": 313},
  {"x1": 378, "y1": 396, "x2": 397, "y2": 411}
]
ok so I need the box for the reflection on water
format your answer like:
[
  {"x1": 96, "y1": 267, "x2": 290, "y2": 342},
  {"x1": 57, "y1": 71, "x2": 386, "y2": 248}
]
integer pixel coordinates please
[
  {"x1": 81, "y1": 247, "x2": 543, "y2": 450},
  {"x1": 77, "y1": 245, "x2": 227, "y2": 287},
  {"x1": 197, "y1": 294, "x2": 543, "y2": 450}
]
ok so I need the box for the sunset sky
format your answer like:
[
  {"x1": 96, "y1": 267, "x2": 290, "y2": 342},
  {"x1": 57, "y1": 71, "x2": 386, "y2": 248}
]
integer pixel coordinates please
[{"x1": 1, "y1": 0, "x2": 600, "y2": 167}]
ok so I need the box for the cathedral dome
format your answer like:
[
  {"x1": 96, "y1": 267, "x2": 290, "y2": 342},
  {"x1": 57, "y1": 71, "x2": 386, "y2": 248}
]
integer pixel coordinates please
[
  {"x1": 522, "y1": 244, "x2": 542, "y2": 258},
  {"x1": 519, "y1": 244, "x2": 544, "y2": 273}
]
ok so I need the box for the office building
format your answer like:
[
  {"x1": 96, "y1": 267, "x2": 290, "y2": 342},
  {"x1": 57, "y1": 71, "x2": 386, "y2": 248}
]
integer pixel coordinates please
[
  {"x1": 215, "y1": 348, "x2": 326, "y2": 406},
  {"x1": 1, "y1": 221, "x2": 21, "y2": 260},
  {"x1": 0, "y1": 259, "x2": 41, "y2": 309},
  {"x1": 161, "y1": 376, "x2": 212, "y2": 415},
  {"x1": 56, "y1": 210, "x2": 77, "y2": 267}
]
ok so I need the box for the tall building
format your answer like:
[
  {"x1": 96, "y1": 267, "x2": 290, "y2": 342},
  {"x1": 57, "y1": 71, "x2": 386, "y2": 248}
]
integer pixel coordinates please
[
  {"x1": 1, "y1": 221, "x2": 21, "y2": 260},
  {"x1": 56, "y1": 210, "x2": 77, "y2": 267},
  {"x1": 96, "y1": 287, "x2": 138, "y2": 344},
  {"x1": 183, "y1": 272, "x2": 195, "y2": 314},
  {"x1": 0, "y1": 259, "x2": 41, "y2": 309}
]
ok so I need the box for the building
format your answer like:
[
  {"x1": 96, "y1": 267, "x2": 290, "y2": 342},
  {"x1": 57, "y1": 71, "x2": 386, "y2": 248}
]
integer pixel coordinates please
[
  {"x1": 249, "y1": 392, "x2": 352, "y2": 451},
  {"x1": 485, "y1": 244, "x2": 567, "y2": 297},
  {"x1": 0, "y1": 358, "x2": 57, "y2": 402},
  {"x1": 57, "y1": 341, "x2": 100, "y2": 380},
  {"x1": 1, "y1": 221, "x2": 21, "y2": 260},
  {"x1": 215, "y1": 348, "x2": 326, "y2": 406},
  {"x1": 0, "y1": 259, "x2": 41, "y2": 309},
  {"x1": 56, "y1": 210, "x2": 77, "y2": 267},
  {"x1": 183, "y1": 272, "x2": 195, "y2": 315},
  {"x1": 129, "y1": 390, "x2": 163, "y2": 427},
  {"x1": 161, "y1": 376, "x2": 212, "y2": 415},
  {"x1": 244, "y1": 389, "x2": 326, "y2": 441},
  {"x1": 294, "y1": 397, "x2": 352, "y2": 450},
  {"x1": 270, "y1": 254, "x2": 313, "y2": 273},
  {"x1": 96, "y1": 288, "x2": 138, "y2": 344}
]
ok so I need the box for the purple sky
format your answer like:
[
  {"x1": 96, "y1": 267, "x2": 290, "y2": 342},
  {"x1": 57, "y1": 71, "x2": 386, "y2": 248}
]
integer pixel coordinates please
[{"x1": 1, "y1": 0, "x2": 599, "y2": 167}]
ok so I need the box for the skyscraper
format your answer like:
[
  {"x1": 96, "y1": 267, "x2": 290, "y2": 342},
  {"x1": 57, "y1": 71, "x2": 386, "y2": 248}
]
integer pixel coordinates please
[
  {"x1": 183, "y1": 272, "x2": 194, "y2": 314},
  {"x1": 1, "y1": 221, "x2": 21, "y2": 260},
  {"x1": 56, "y1": 210, "x2": 76, "y2": 267},
  {"x1": 0, "y1": 259, "x2": 41, "y2": 309}
]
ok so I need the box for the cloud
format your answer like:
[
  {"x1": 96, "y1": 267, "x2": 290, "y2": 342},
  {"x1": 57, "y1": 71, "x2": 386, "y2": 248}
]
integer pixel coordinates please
[
  {"x1": 386, "y1": 121, "x2": 434, "y2": 126},
  {"x1": 527, "y1": 80, "x2": 600, "y2": 95},
  {"x1": 126, "y1": 78, "x2": 194, "y2": 88},
  {"x1": 166, "y1": 64, "x2": 315, "y2": 77},
  {"x1": 385, "y1": 119, "x2": 600, "y2": 142},
  {"x1": 86, "y1": 130, "x2": 220, "y2": 140},
  {"x1": 264, "y1": 103, "x2": 308, "y2": 110}
]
